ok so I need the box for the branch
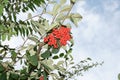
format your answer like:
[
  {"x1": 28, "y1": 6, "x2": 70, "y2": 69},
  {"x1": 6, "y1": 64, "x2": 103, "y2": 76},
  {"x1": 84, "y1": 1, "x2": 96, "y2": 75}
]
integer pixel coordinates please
[
  {"x1": 37, "y1": 43, "x2": 44, "y2": 61},
  {"x1": 24, "y1": 1, "x2": 49, "y2": 22}
]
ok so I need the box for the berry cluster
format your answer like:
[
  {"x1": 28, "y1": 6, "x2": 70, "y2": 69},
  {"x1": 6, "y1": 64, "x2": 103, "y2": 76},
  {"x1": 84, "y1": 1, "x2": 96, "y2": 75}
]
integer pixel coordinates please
[{"x1": 44, "y1": 25, "x2": 72, "y2": 48}]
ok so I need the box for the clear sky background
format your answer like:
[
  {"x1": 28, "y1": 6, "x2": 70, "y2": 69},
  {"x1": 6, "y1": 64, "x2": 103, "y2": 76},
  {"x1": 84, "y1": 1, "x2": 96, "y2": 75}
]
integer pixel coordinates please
[
  {"x1": 2, "y1": 0, "x2": 120, "y2": 80},
  {"x1": 72, "y1": 0, "x2": 120, "y2": 80}
]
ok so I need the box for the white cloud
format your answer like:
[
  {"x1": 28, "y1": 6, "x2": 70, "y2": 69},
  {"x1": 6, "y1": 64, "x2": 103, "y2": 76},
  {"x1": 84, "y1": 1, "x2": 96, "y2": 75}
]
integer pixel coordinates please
[{"x1": 72, "y1": 0, "x2": 120, "y2": 80}]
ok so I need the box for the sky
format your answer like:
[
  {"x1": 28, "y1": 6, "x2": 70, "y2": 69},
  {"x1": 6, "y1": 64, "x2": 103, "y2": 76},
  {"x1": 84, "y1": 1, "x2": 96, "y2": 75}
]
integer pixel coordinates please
[
  {"x1": 72, "y1": 0, "x2": 120, "y2": 80},
  {"x1": 2, "y1": 0, "x2": 120, "y2": 80}
]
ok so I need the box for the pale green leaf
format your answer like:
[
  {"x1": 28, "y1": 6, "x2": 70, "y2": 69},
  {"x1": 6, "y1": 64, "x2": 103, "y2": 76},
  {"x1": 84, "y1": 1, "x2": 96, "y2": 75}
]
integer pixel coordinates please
[
  {"x1": 60, "y1": 5, "x2": 71, "y2": 13},
  {"x1": 47, "y1": 22, "x2": 59, "y2": 32},
  {"x1": 60, "y1": 0, "x2": 67, "y2": 4},
  {"x1": 70, "y1": 13, "x2": 82, "y2": 26},
  {"x1": 28, "y1": 13, "x2": 32, "y2": 19},
  {"x1": 57, "y1": 61, "x2": 64, "y2": 66},
  {"x1": 118, "y1": 73, "x2": 120, "y2": 80},
  {"x1": 52, "y1": 4, "x2": 60, "y2": 16}
]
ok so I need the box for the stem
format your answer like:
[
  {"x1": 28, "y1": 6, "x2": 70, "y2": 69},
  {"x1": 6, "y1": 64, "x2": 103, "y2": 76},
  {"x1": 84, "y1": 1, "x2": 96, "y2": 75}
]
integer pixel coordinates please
[
  {"x1": 37, "y1": 43, "x2": 44, "y2": 61},
  {"x1": 61, "y1": 4, "x2": 74, "y2": 24}
]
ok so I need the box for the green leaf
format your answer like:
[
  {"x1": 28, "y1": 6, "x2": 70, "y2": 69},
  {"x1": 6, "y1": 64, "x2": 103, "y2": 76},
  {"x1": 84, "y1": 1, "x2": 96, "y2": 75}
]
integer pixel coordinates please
[
  {"x1": 29, "y1": 55, "x2": 38, "y2": 66},
  {"x1": 60, "y1": 0, "x2": 67, "y2": 4},
  {"x1": 11, "y1": 50, "x2": 17, "y2": 61},
  {"x1": 9, "y1": 73, "x2": 19, "y2": 80},
  {"x1": 52, "y1": 4, "x2": 60, "y2": 16},
  {"x1": 28, "y1": 36, "x2": 39, "y2": 43},
  {"x1": 0, "y1": 64, "x2": 5, "y2": 72},
  {"x1": 57, "y1": 61, "x2": 64, "y2": 66},
  {"x1": 52, "y1": 48, "x2": 60, "y2": 54},
  {"x1": 118, "y1": 73, "x2": 120, "y2": 80},
  {"x1": 53, "y1": 55, "x2": 59, "y2": 59},
  {"x1": 1, "y1": 34, "x2": 6, "y2": 41},
  {"x1": 0, "y1": 72, "x2": 7, "y2": 80},
  {"x1": 43, "y1": 71, "x2": 47, "y2": 80},
  {"x1": 47, "y1": 22, "x2": 59, "y2": 32},
  {"x1": 41, "y1": 50, "x2": 51, "y2": 59},
  {"x1": 70, "y1": 13, "x2": 82, "y2": 26},
  {"x1": 56, "y1": 13, "x2": 65, "y2": 22},
  {"x1": 41, "y1": 62, "x2": 52, "y2": 71},
  {"x1": 20, "y1": 75, "x2": 28, "y2": 80},
  {"x1": 0, "y1": 5, "x2": 4, "y2": 16},
  {"x1": 67, "y1": 48, "x2": 72, "y2": 54},
  {"x1": 60, "y1": 5, "x2": 71, "y2": 13},
  {"x1": 59, "y1": 53, "x2": 64, "y2": 57},
  {"x1": 28, "y1": 13, "x2": 32, "y2": 19},
  {"x1": 26, "y1": 51, "x2": 38, "y2": 66}
]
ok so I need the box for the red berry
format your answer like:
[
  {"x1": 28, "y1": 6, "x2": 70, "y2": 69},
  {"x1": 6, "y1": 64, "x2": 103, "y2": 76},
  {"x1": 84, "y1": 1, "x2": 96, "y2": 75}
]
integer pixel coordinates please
[{"x1": 39, "y1": 76, "x2": 44, "y2": 80}]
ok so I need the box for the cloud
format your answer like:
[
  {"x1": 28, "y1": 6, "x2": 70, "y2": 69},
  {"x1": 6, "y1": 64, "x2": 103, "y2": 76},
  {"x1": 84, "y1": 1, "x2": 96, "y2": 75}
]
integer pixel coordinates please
[{"x1": 72, "y1": 0, "x2": 120, "y2": 80}]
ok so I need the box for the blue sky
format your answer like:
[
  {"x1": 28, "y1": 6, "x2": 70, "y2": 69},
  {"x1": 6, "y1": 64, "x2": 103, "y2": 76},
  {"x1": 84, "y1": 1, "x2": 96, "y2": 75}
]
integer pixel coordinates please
[{"x1": 72, "y1": 0, "x2": 120, "y2": 80}]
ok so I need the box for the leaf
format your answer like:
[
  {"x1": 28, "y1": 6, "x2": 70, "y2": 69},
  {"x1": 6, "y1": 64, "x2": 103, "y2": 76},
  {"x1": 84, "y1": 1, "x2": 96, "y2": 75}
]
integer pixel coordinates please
[
  {"x1": 60, "y1": 5, "x2": 71, "y2": 13},
  {"x1": 67, "y1": 48, "x2": 72, "y2": 54},
  {"x1": 47, "y1": 22, "x2": 59, "y2": 32},
  {"x1": 52, "y1": 48, "x2": 60, "y2": 54},
  {"x1": 70, "y1": 13, "x2": 82, "y2": 26},
  {"x1": 42, "y1": 59, "x2": 54, "y2": 70},
  {"x1": 0, "y1": 5, "x2": 4, "y2": 16},
  {"x1": 0, "y1": 72, "x2": 7, "y2": 80},
  {"x1": 60, "y1": 0, "x2": 67, "y2": 4},
  {"x1": 59, "y1": 53, "x2": 64, "y2": 57},
  {"x1": 53, "y1": 55, "x2": 59, "y2": 59},
  {"x1": 118, "y1": 73, "x2": 120, "y2": 80},
  {"x1": 29, "y1": 55, "x2": 38, "y2": 66},
  {"x1": 26, "y1": 52, "x2": 38, "y2": 66},
  {"x1": 52, "y1": 4, "x2": 60, "y2": 16},
  {"x1": 28, "y1": 36, "x2": 39, "y2": 43},
  {"x1": 57, "y1": 61, "x2": 64, "y2": 66},
  {"x1": 9, "y1": 73, "x2": 19, "y2": 80},
  {"x1": 43, "y1": 71, "x2": 47, "y2": 80},
  {"x1": 41, "y1": 62, "x2": 52, "y2": 71},
  {"x1": 28, "y1": 13, "x2": 32, "y2": 19},
  {"x1": 11, "y1": 50, "x2": 17, "y2": 61},
  {"x1": 0, "y1": 63, "x2": 5, "y2": 72},
  {"x1": 41, "y1": 50, "x2": 51, "y2": 59},
  {"x1": 56, "y1": 13, "x2": 65, "y2": 22}
]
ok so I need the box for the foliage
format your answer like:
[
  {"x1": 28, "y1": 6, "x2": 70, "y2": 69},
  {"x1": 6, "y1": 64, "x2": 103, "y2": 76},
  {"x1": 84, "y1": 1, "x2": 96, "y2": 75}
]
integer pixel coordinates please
[
  {"x1": 118, "y1": 73, "x2": 120, "y2": 80},
  {"x1": 0, "y1": 0, "x2": 101, "y2": 80}
]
